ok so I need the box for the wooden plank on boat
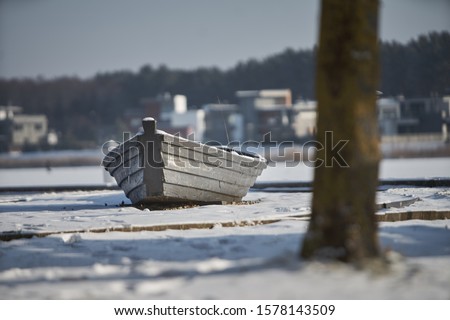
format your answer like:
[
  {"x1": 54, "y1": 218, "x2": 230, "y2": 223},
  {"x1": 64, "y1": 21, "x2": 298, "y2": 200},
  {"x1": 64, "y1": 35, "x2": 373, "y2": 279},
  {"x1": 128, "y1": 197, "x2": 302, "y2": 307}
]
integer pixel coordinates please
[
  {"x1": 102, "y1": 138, "x2": 142, "y2": 168},
  {"x1": 162, "y1": 169, "x2": 249, "y2": 197},
  {"x1": 119, "y1": 169, "x2": 144, "y2": 195},
  {"x1": 162, "y1": 183, "x2": 242, "y2": 203},
  {"x1": 111, "y1": 158, "x2": 144, "y2": 186},
  {"x1": 126, "y1": 184, "x2": 147, "y2": 204},
  {"x1": 161, "y1": 143, "x2": 265, "y2": 175},
  {"x1": 161, "y1": 134, "x2": 265, "y2": 168},
  {"x1": 163, "y1": 139, "x2": 266, "y2": 167},
  {"x1": 162, "y1": 153, "x2": 262, "y2": 185}
]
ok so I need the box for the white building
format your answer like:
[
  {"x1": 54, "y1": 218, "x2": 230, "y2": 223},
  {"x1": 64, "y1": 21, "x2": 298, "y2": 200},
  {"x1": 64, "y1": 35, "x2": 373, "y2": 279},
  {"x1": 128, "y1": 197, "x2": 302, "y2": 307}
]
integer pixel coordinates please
[
  {"x1": 170, "y1": 109, "x2": 205, "y2": 142},
  {"x1": 292, "y1": 100, "x2": 317, "y2": 138},
  {"x1": 12, "y1": 114, "x2": 48, "y2": 146},
  {"x1": 442, "y1": 96, "x2": 450, "y2": 142},
  {"x1": 236, "y1": 89, "x2": 293, "y2": 141},
  {"x1": 377, "y1": 98, "x2": 401, "y2": 136},
  {"x1": 0, "y1": 106, "x2": 51, "y2": 151}
]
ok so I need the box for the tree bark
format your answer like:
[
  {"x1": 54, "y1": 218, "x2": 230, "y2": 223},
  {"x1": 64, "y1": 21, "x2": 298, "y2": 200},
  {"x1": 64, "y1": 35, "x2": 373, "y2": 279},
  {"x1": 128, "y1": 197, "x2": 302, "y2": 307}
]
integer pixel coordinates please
[{"x1": 300, "y1": 0, "x2": 382, "y2": 264}]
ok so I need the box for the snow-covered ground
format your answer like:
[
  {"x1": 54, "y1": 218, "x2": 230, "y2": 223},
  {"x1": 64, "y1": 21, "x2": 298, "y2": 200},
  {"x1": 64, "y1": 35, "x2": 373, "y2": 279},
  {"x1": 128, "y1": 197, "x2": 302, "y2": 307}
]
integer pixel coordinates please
[{"x1": 1, "y1": 186, "x2": 449, "y2": 299}]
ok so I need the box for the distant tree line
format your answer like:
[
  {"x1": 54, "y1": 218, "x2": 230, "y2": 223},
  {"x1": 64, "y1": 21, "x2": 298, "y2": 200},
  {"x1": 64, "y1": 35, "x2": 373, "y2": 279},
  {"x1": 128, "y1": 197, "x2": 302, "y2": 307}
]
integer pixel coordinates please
[{"x1": 0, "y1": 31, "x2": 448, "y2": 149}]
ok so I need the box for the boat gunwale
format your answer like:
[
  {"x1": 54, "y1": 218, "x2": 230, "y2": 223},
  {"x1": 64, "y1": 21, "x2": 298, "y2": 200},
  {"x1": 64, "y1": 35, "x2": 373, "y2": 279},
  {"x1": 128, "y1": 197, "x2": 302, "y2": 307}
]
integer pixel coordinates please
[
  {"x1": 105, "y1": 142, "x2": 266, "y2": 181},
  {"x1": 103, "y1": 132, "x2": 267, "y2": 170}
]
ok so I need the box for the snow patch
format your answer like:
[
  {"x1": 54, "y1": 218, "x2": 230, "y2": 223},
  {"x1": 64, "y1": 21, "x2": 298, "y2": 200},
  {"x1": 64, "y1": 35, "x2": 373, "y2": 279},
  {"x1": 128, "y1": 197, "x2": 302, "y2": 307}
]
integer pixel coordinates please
[{"x1": 62, "y1": 233, "x2": 82, "y2": 244}]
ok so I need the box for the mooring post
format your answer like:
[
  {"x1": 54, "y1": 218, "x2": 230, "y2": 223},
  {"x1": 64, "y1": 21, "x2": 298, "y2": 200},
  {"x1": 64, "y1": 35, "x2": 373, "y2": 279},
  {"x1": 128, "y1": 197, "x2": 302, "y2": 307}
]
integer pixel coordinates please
[{"x1": 142, "y1": 117, "x2": 157, "y2": 134}]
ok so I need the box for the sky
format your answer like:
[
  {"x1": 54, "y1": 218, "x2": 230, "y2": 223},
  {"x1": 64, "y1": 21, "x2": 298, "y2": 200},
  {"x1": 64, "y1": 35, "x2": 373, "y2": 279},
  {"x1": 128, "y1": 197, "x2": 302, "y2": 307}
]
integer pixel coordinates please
[{"x1": 0, "y1": 0, "x2": 449, "y2": 79}]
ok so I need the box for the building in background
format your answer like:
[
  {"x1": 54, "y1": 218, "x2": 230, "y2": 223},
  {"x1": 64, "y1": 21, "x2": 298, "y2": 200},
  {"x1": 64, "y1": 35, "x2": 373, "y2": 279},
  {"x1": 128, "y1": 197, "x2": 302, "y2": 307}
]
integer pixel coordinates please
[
  {"x1": 292, "y1": 100, "x2": 317, "y2": 140},
  {"x1": 376, "y1": 95, "x2": 450, "y2": 157},
  {"x1": 376, "y1": 95, "x2": 449, "y2": 137},
  {"x1": 123, "y1": 94, "x2": 204, "y2": 141},
  {"x1": 236, "y1": 89, "x2": 294, "y2": 142},
  {"x1": 398, "y1": 96, "x2": 444, "y2": 134},
  {"x1": 442, "y1": 96, "x2": 450, "y2": 142},
  {"x1": 0, "y1": 106, "x2": 53, "y2": 152},
  {"x1": 202, "y1": 104, "x2": 242, "y2": 145},
  {"x1": 120, "y1": 91, "x2": 450, "y2": 153},
  {"x1": 377, "y1": 97, "x2": 402, "y2": 136},
  {"x1": 171, "y1": 109, "x2": 205, "y2": 142}
]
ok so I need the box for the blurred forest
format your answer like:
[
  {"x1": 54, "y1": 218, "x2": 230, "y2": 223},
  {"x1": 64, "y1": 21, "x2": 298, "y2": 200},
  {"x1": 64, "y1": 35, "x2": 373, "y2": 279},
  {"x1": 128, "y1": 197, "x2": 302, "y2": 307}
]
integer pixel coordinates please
[{"x1": 0, "y1": 31, "x2": 449, "y2": 149}]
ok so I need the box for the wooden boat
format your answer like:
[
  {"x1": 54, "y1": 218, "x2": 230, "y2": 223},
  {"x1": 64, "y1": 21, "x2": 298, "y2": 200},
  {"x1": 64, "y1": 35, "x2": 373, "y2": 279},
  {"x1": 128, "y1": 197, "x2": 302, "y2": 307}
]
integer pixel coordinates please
[{"x1": 102, "y1": 118, "x2": 267, "y2": 205}]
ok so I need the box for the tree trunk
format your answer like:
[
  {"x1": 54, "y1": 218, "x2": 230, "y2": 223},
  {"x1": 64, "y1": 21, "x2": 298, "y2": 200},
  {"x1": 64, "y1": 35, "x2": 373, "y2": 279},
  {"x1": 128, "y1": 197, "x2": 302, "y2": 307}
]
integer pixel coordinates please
[{"x1": 300, "y1": 0, "x2": 382, "y2": 264}]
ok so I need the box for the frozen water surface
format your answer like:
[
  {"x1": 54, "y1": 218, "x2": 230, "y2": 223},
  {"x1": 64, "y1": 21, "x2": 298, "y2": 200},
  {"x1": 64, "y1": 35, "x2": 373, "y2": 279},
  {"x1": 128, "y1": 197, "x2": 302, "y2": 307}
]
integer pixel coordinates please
[{"x1": 0, "y1": 157, "x2": 449, "y2": 187}]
